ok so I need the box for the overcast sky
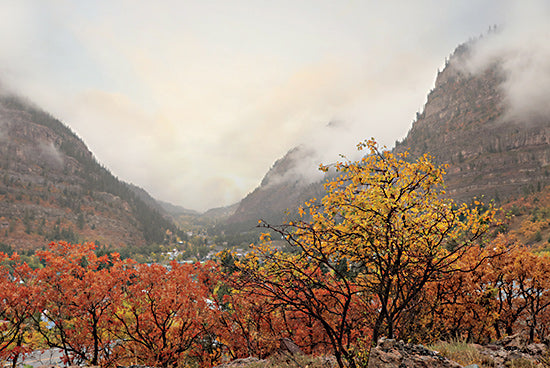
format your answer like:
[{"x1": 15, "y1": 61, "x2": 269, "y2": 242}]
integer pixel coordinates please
[{"x1": 0, "y1": 1, "x2": 545, "y2": 211}]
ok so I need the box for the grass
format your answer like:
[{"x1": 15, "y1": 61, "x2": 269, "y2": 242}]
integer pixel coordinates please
[
  {"x1": 429, "y1": 340, "x2": 495, "y2": 367},
  {"x1": 504, "y1": 358, "x2": 540, "y2": 368},
  {"x1": 430, "y1": 340, "x2": 543, "y2": 368}
]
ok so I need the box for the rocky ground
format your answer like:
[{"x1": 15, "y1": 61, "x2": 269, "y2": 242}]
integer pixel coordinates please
[
  {"x1": 369, "y1": 334, "x2": 547, "y2": 368},
  {"x1": 24, "y1": 333, "x2": 549, "y2": 368},
  {"x1": 214, "y1": 333, "x2": 549, "y2": 368},
  {"x1": 368, "y1": 338, "x2": 462, "y2": 368}
]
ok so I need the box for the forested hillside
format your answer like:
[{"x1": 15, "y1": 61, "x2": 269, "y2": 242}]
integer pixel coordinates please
[{"x1": 0, "y1": 93, "x2": 180, "y2": 252}]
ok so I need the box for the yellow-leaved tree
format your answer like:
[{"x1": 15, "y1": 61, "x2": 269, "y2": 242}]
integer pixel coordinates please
[{"x1": 235, "y1": 139, "x2": 497, "y2": 368}]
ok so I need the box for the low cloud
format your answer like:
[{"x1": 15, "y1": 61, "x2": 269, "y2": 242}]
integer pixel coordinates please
[
  {"x1": 258, "y1": 120, "x2": 372, "y2": 190},
  {"x1": 38, "y1": 141, "x2": 64, "y2": 168},
  {"x1": 456, "y1": 2, "x2": 550, "y2": 124}
]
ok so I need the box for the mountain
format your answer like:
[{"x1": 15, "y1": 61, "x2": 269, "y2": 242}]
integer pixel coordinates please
[
  {"x1": 223, "y1": 145, "x2": 326, "y2": 233},
  {"x1": 225, "y1": 36, "x2": 550, "y2": 233},
  {"x1": 156, "y1": 199, "x2": 200, "y2": 218},
  {"x1": 202, "y1": 203, "x2": 239, "y2": 221},
  {"x1": 395, "y1": 40, "x2": 550, "y2": 204},
  {"x1": 0, "y1": 93, "x2": 180, "y2": 252}
]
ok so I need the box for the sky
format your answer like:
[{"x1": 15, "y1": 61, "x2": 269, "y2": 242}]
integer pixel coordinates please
[{"x1": 0, "y1": 1, "x2": 546, "y2": 212}]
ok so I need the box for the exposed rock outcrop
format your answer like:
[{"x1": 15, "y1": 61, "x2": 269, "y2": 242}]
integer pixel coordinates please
[
  {"x1": 213, "y1": 357, "x2": 264, "y2": 368},
  {"x1": 368, "y1": 338, "x2": 462, "y2": 368},
  {"x1": 396, "y1": 40, "x2": 550, "y2": 204},
  {"x1": 477, "y1": 333, "x2": 548, "y2": 367}
]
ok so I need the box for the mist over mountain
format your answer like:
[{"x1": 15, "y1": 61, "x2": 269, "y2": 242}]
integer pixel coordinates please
[
  {"x1": 396, "y1": 30, "x2": 550, "y2": 203},
  {"x1": 4, "y1": 25, "x2": 550, "y2": 251},
  {"x1": 223, "y1": 145, "x2": 327, "y2": 233},
  {"x1": 224, "y1": 30, "x2": 550, "y2": 232}
]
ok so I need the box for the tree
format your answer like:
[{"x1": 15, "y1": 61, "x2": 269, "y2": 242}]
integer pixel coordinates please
[
  {"x1": 413, "y1": 235, "x2": 550, "y2": 344},
  {"x1": 111, "y1": 261, "x2": 222, "y2": 368},
  {"x1": 217, "y1": 287, "x2": 286, "y2": 359},
  {"x1": 403, "y1": 237, "x2": 507, "y2": 344},
  {"x1": 235, "y1": 240, "x2": 373, "y2": 368},
  {"x1": 0, "y1": 253, "x2": 38, "y2": 368},
  {"x1": 487, "y1": 244, "x2": 550, "y2": 343},
  {"x1": 235, "y1": 139, "x2": 496, "y2": 368},
  {"x1": 33, "y1": 242, "x2": 133, "y2": 366}
]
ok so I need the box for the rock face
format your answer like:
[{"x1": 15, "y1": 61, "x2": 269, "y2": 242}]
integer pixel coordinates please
[
  {"x1": 368, "y1": 338, "x2": 462, "y2": 368},
  {"x1": 0, "y1": 93, "x2": 178, "y2": 250},
  {"x1": 396, "y1": 41, "x2": 550, "y2": 204}
]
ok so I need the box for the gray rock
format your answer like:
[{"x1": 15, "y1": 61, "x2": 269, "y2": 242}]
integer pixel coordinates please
[
  {"x1": 525, "y1": 343, "x2": 546, "y2": 355},
  {"x1": 213, "y1": 357, "x2": 263, "y2": 368},
  {"x1": 279, "y1": 337, "x2": 303, "y2": 355},
  {"x1": 368, "y1": 339, "x2": 462, "y2": 368},
  {"x1": 497, "y1": 333, "x2": 526, "y2": 350}
]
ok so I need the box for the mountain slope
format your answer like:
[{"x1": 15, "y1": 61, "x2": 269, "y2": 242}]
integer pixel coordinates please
[
  {"x1": 395, "y1": 41, "x2": 550, "y2": 204},
  {"x1": 0, "y1": 93, "x2": 179, "y2": 251},
  {"x1": 223, "y1": 145, "x2": 326, "y2": 233},
  {"x1": 224, "y1": 37, "x2": 550, "y2": 234}
]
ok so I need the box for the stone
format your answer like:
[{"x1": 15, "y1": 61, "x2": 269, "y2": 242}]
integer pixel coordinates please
[
  {"x1": 498, "y1": 333, "x2": 526, "y2": 350},
  {"x1": 368, "y1": 339, "x2": 462, "y2": 368},
  {"x1": 525, "y1": 343, "x2": 546, "y2": 355},
  {"x1": 279, "y1": 337, "x2": 303, "y2": 355},
  {"x1": 213, "y1": 357, "x2": 263, "y2": 368}
]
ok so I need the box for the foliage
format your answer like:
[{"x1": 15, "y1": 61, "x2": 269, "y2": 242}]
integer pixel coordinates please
[
  {"x1": 1, "y1": 236, "x2": 550, "y2": 367},
  {"x1": 217, "y1": 287, "x2": 284, "y2": 359},
  {"x1": 32, "y1": 242, "x2": 134, "y2": 366},
  {"x1": 111, "y1": 261, "x2": 222, "y2": 368},
  {"x1": 0, "y1": 242, "x2": 226, "y2": 367},
  {"x1": 233, "y1": 139, "x2": 497, "y2": 368},
  {"x1": 410, "y1": 233, "x2": 550, "y2": 345},
  {"x1": 0, "y1": 242, "x2": 13, "y2": 255},
  {"x1": 5, "y1": 141, "x2": 550, "y2": 367},
  {"x1": 0, "y1": 253, "x2": 37, "y2": 367}
]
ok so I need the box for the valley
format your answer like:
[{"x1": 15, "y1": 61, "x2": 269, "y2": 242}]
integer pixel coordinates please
[
  {"x1": 4, "y1": 36, "x2": 550, "y2": 263},
  {"x1": 3, "y1": 32, "x2": 550, "y2": 368}
]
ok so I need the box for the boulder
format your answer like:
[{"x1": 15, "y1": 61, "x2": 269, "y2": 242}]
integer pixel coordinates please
[
  {"x1": 368, "y1": 338, "x2": 463, "y2": 368},
  {"x1": 497, "y1": 333, "x2": 526, "y2": 350},
  {"x1": 279, "y1": 337, "x2": 303, "y2": 355},
  {"x1": 213, "y1": 357, "x2": 263, "y2": 368},
  {"x1": 467, "y1": 336, "x2": 547, "y2": 367}
]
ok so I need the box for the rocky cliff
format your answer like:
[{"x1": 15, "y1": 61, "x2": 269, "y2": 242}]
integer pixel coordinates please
[{"x1": 396, "y1": 42, "x2": 550, "y2": 204}]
